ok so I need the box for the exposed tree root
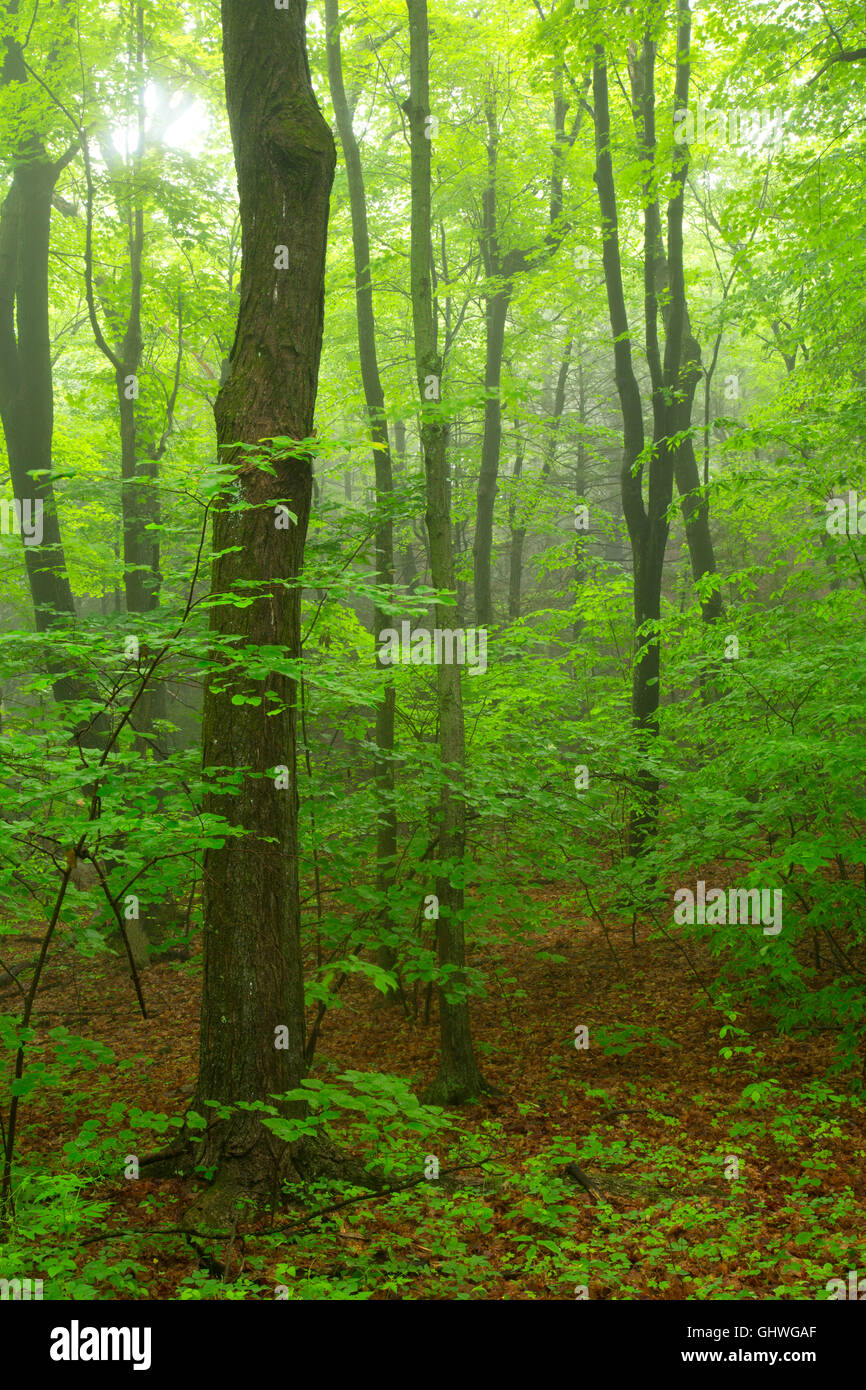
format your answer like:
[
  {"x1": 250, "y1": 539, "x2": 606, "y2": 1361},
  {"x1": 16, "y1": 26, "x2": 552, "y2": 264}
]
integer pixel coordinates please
[
  {"x1": 139, "y1": 1121, "x2": 386, "y2": 1276},
  {"x1": 421, "y1": 1074, "x2": 501, "y2": 1106}
]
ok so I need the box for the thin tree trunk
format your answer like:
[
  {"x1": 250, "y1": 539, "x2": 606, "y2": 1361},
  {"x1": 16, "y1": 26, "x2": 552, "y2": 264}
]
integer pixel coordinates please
[
  {"x1": 507, "y1": 423, "x2": 525, "y2": 620},
  {"x1": 572, "y1": 353, "x2": 587, "y2": 642},
  {"x1": 472, "y1": 71, "x2": 588, "y2": 627},
  {"x1": 628, "y1": 50, "x2": 721, "y2": 626},
  {"x1": 406, "y1": 0, "x2": 486, "y2": 1103},
  {"x1": 325, "y1": 0, "x2": 399, "y2": 999},
  {"x1": 88, "y1": 4, "x2": 166, "y2": 744},
  {"x1": 392, "y1": 419, "x2": 418, "y2": 584},
  {"x1": 593, "y1": 34, "x2": 675, "y2": 854},
  {"x1": 471, "y1": 88, "x2": 508, "y2": 630},
  {"x1": 473, "y1": 285, "x2": 510, "y2": 626}
]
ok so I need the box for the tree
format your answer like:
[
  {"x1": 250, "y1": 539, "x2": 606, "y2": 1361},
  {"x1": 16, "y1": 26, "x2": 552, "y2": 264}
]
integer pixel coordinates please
[
  {"x1": 405, "y1": 0, "x2": 487, "y2": 1104},
  {"x1": 592, "y1": 19, "x2": 678, "y2": 852},
  {"x1": 159, "y1": 0, "x2": 336, "y2": 1224},
  {"x1": 472, "y1": 56, "x2": 587, "y2": 628},
  {"x1": 83, "y1": 1, "x2": 188, "y2": 745},
  {"x1": 325, "y1": 0, "x2": 399, "y2": 999},
  {"x1": 627, "y1": 35, "x2": 722, "y2": 628},
  {"x1": 0, "y1": 11, "x2": 82, "y2": 691}
]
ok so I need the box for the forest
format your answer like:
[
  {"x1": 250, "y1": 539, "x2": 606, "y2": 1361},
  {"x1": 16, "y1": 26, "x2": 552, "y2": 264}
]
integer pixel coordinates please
[{"x1": 0, "y1": 0, "x2": 865, "y2": 1323}]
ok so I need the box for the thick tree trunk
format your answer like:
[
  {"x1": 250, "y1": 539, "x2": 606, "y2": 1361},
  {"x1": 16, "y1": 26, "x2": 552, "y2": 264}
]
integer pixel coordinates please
[
  {"x1": 325, "y1": 0, "x2": 399, "y2": 999},
  {"x1": 185, "y1": 0, "x2": 336, "y2": 1220},
  {"x1": 406, "y1": 0, "x2": 486, "y2": 1104}
]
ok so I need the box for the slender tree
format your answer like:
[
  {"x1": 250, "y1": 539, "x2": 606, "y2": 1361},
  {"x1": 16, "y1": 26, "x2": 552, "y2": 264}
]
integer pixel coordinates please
[
  {"x1": 507, "y1": 330, "x2": 573, "y2": 620},
  {"x1": 405, "y1": 0, "x2": 487, "y2": 1104},
  {"x1": 325, "y1": 0, "x2": 399, "y2": 998},
  {"x1": 84, "y1": 1, "x2": 189, "y2": 743},
  {"x1": 592, "y1": 6, "x2": 695, "y2": 851},
  {"x1": 472, "y1": 63, "x2": 588, "y2": 627},
  {"x1": 628, "y1": 39, "x2": 722, "y2": 625}
]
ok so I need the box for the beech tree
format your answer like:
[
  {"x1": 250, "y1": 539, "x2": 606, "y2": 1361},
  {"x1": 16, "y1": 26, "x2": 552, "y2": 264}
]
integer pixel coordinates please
[
  {"x1": 405, "y1": 0, "x2": 487, "y2": 1104},
  {"x1": 324, "y1": 0, "x2": 399, "y2": 997},
  {"x1": 472, "y1": 63, "x2": 587, "y2": 628},
  {"x1": 3, "y1": 0, "x2": 866, "y2": 1309},
  {"x1": 148, "y1": 0, "x2": 337, "y2": 1223},
  {"x1": 0, "y1": 13, "x2": 81, "y2": 670},
  {"x1": 592, "y1": 5, "x2": 703, "y2": 850}
]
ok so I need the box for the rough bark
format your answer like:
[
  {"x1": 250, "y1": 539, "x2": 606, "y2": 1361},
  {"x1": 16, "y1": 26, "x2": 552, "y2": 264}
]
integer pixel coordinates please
[
  {"x1": 181, "y1": 0, "x2": 336, "y2": 1223},
  {"x1": 405, "y1": 0, "x2": 486, "y2": 1104}
]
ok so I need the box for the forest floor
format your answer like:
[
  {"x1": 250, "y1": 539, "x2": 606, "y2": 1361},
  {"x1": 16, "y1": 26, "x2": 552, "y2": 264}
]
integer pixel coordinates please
[{"x1": 2, "y1": 883, "x2": 865, "y2": 1300}]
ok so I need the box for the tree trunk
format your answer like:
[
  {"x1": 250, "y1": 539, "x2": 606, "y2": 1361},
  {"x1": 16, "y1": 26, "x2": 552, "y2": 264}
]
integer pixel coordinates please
[
  {"x1": 325, "y1": 0, "x2": 399, "y2": 1000},
  {"x1": 628, "y1": 49, "x2": 722, "y2": 627},
  {"x1": 406, "y1": 0, "x2": 486, "y2": 1103},
  {"x1": 473, "y1": 286, "x2": 510, "y2": 626},
  {"x1": 472, "y1": 91, "x2": 507, "y2": 630},
  {"x1": 572, "y1": 352, "x2": 588, "y2": 642},
  {"x1": 631, "y1": 10, "x2": 695, "y2": 848},
  {"x1": 593, "y1": 40, "x2": 664, "y2": 855},
  {"x1": 185, "y1": 0, "x2": 336, "y2": 1221},
  {"x1": 507, "y1": 424, "x2": 526, "y2": 620},
  {"x1": 90, "y1": 4, "x2": 167, "y2": 745},
  {"x1": 0, "y1": 165, "x2": 77, "y2": 644},
  {"x1": 472, "y1": 74, "x2": 587, "y2": 627},
  {"x1": 0, "y1": 37, "x2": 98, "y2": 721}
]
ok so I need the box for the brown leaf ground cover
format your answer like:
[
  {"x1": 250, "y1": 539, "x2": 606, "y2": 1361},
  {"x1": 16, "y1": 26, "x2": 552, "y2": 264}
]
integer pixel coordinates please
[{"x1": 2, "y1": 888, "x2": 864, "y2": 1300}]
